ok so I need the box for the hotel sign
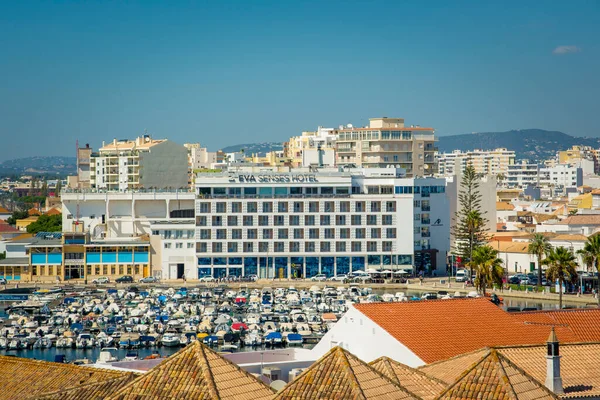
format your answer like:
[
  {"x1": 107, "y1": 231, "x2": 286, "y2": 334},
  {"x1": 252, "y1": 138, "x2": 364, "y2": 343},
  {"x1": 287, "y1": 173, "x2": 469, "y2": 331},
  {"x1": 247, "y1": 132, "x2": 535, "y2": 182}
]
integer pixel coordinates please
[{"x1": 231, "y1": 174, "x2": 318, "y2": 183}]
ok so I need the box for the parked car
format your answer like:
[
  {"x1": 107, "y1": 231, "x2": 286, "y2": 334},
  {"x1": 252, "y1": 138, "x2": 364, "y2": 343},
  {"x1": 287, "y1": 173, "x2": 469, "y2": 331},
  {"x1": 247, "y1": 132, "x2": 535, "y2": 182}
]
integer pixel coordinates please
[
  {"x1": 0, "y1": 278, "x2": 7, "y2": 285},
  {"x1": 92, "y1": 277, "x2": 110, "y2": 284},
  {"x1": 199, "y1": 275, "x2": 215, "y2": 282},
  {"x1": 310, "y1": 274, "x2": 327, "y2": 282},
  {"x1": 115, "y1": 275, "x2": 134, "y2": 283},
  {"x1": 353, "y1": 273, "x2": 372, "y2": 282},
  {"x1": 247, "y1": 274, "x2": 258, "y2": 282},
  {"x1": 330, "y1": 274, "x2": 348, "y2": 282},
  {"x1": 139, "y1": 276, "x2": 159, "y2": 283}
]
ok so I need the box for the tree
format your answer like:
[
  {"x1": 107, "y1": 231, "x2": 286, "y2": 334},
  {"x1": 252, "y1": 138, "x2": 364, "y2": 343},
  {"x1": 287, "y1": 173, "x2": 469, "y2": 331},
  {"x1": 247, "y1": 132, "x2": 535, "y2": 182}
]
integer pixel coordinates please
[
  {"x1": 55, "y1": 179, "x2": 62, "y2": 195},
  {"x1": 470, "y1": 245, "x2": 504, "y2": 295},
  {"x1": 528, "y1": 234, "x2": 552, "y2": 288},
  {"x1": 6, "y1": 210, "x2": 28, "y2": 225},
  {"x1": 40, "y1": 179, "x2": 48, "y2": 198},
  {"x1": 579, "y1": 235, "x2": 600, "y2": 306},
  {"x1": 451, "y1": 165, "x2": 490, "y2": 275},
  {"x1": 26, "y1": 214, "x2": 62, "y2": 234},
  {"x1": 543, "y1": 246, "x2": 578, "y2": 309}
]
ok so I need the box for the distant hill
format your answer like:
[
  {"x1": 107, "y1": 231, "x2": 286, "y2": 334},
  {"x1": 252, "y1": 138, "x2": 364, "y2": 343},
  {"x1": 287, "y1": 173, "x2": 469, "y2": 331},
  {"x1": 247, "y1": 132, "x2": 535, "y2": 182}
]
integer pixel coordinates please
[
  {"x1": 220, "y1": 142, "x2": 284, "y2": 156},
  {"x1": 437, "y1": 129, "x2": 600, "y2": 161},
  {"x1": 0, "y1": 156, "x2": 76, "y2": 177}
]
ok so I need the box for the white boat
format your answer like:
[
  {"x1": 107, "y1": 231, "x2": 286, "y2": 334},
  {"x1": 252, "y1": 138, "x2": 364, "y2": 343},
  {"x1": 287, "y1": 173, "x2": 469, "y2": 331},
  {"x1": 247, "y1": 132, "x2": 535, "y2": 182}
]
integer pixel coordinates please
[
  {"x1": 161, "y1": 333, "x2": 180, "y2": 347},
  {"x1": 96, "y1": 347, "x2": 119, "y2": 363}
]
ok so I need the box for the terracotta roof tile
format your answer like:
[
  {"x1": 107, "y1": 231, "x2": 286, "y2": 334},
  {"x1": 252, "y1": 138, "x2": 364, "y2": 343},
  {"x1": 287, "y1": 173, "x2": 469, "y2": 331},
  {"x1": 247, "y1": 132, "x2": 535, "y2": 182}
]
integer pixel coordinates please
[
  {"x1": 33, "y1": 373, "x2": 137, "y2": 400},
  {"x1": 488, "y1": 241, "x2": 531, "y2": 254},
  {"x1": 28, "y1": 208, "x2": 41, "y2": 216},
  {"x1": 370, "y1": 357, "x2": 446, "y2": 400},
  {"x1": 551, "y1": 234, "x2": 588, "y2": 242},
  {"x1": 0, "y1": 224, "x2": 19, "y2": 233},
  {"x1": 354, "y1": 298, "x2": 571, "y2": 364},
  {"x1": 557, "y1": 215, "x2": 600, "y2": 225},
  {"x1": 497, "y1": 202, "x2": 515, "y2": 211},
  {"x1": 45, "y1": 207, "x2": 61, "y2": 216},
  {"x1": 419, "y1": 349, "x2": 490, "y2": 384},
  {"x1": 275, "y1": 347, "x2": 418, "y2": 400},
  {"x1": 435, "y1": 349, "x2": 558, "y2": 400},
  {"x1": 0, "y1": 355, "x2": 127, "y2": 400},
  {"x1": 514, "y1": 309, "x2": 600, "y2": 342},
  {"x1": 107, "y1": 341, "x2": 274, "y2": 400},
  {"x1": 0, "y1": 207, "x2": 9, "y2": 214}
]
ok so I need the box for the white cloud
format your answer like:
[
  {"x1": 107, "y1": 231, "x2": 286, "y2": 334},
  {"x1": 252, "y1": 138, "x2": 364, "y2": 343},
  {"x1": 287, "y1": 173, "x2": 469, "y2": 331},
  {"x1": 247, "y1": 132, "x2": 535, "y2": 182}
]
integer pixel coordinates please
[{"x1": 553, "y1": 45, "x2": 581, "y2": 55}]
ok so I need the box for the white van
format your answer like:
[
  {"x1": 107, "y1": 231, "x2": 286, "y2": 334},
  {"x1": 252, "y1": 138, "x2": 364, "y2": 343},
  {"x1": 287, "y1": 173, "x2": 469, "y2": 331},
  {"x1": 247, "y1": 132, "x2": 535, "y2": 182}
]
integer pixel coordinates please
[{"x1": 455, "y1": 269, "x2": 470, "y2": 283}]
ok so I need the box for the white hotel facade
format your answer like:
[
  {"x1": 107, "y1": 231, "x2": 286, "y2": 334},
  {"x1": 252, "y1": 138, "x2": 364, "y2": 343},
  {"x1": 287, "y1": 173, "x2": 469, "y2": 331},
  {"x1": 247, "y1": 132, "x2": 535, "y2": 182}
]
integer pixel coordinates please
[{"x1": 194, "y1": 167, "x2": 450, "y2": 279}]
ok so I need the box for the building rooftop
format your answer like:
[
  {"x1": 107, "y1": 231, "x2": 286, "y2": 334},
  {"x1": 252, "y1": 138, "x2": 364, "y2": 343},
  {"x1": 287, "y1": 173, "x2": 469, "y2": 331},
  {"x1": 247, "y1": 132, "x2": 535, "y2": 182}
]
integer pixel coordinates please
[
  {"x1": 274, "y1": 346, "x2": 418, "y2": 400},
  {"x1": 99, "y1": 136, "x2": 166, "y2": 152},
  {"x1": 488, "y1": 241, "x2": 531, "y2": 254},
  {"x1": 0, "y1": 207, "x2": 9, "y2": 214},
  {"x1": 557, "y1": 215, "x2": 600, "y2": 225},
  {"x1": 512, "y1": 309, "x2": 600, "y2": 342},
  {"x1": 0, "y1": 257, "x2": 29, "y2": 266},
  {"x1": 497, "y1": 202, "x2": 516, "y2": 211},
  {"x1": 0, "y1": 224, "x2": 19, "y2": 233},
  {"x1": 35, "y1": 373, "x2": 137, "y2": 400}
]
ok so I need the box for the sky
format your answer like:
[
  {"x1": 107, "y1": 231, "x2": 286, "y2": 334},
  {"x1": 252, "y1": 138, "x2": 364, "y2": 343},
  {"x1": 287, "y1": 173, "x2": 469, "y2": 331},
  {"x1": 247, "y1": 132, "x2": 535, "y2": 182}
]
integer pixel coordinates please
[{"x1": 0, "y1": 0, "x2": 598, "y2": 161}]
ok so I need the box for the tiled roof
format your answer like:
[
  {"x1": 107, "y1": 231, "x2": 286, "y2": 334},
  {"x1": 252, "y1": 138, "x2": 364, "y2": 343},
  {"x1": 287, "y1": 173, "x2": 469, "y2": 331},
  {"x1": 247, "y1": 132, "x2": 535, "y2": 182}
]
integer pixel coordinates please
[
  {"x1": 0, "y1": 207, "x2": 9, "y2": 214},
  {"x1": 497, "y1": 202, "x2": 515, "y2": 211},
  {"x1": 354, "y1": 298, "x2": 571, "y2": 364},
  {"x1": 551, "y1": 234, "x2": 588, "y2": 242},
  {"x1": 0, "y1": 355, "x2": 128, "y2": 400},
  {"x1": 28, "y1": 208, "x2": 41, "y2": 216},
  {"x1": 435, "y1": 349, "x2": 557, "y2": 400},
  {"x1": 107, "y1": 341, "x2": 274, "y2": 400},
  {"x1": 557, "y1": 215, "x2": 600, "y2": 225},
  {"x1": 0, "y1": 224, "x2": 19, "y2": 233},
  {"x1": 274, "y1": 347, "x2": 418, "y2": 400},
  {"x1": 45, "y1": 207, "x2": 61, "y2": 216},
  {"x1": 488, "y1": 241, "x2": 531, "y2": 254},
  {"x1": 419, "y1": 349, "x2": 489, "y2": 384},
  {"x1": 370, "y1": 357, "x2": 446, "y2": 400},
  {"x1": 513, "y1": 309, "x2": 600, "y2": 342},
  {"x1": 33, "y1": 373, "x2": 137, "y2": 400},
  {"x1": 498, "y1": 343, "x2": 600, "y2": 398}
]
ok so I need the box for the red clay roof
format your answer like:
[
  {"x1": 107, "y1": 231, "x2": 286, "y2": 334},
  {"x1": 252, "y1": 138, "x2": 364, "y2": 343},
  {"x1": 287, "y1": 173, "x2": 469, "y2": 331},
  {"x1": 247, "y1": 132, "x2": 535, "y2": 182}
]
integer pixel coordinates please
[
  {"x1": 512, "y1": 309, "x2": 600, "y2": 342},
  {"x1": 353, "y1": 298, "x2": 576, "y2": 363},
  {"x1": 45, "y1": 207, "x2": 61, "y2": 216},
  {"x1": 28, "y1": 208, "x2": 41, "y2": 216},
  {"x1": 0, "y1": 224, "x2": 19, "y2": 233}
]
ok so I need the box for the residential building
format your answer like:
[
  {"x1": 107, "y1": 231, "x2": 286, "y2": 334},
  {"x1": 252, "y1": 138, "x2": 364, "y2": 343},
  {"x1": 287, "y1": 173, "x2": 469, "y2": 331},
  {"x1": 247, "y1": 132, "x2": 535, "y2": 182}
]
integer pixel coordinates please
[
  {"x1": 90, "y1": 135, "x2": 188, "y2": 191},
  {"x1": 184, "y1": 143, "x2": 224, "y2": 187},
  {"x1": 507, "y1": 161, "x2": 583, "y2": 194},
  {"x1": 194, "y1": 167, "x2": 450, "y2": 279},
  {"x1": 286, "y1": 126, "x2": 337, "y2": 168},
  {"x1": 150, "y1": 220, "x2": 196, "y2": 279},
  {"x1": 75, "y1": 143, "x2": 93, "y2": 189},
  {"x1": 436, "y1": 148, "x2": 515, "y2": 177},
  {"x1": 336, "y1": 117, "x2": 436, "y2": 176},
  {"x1": 557, "y1": 145, "x2": 599, "y2": 175}
]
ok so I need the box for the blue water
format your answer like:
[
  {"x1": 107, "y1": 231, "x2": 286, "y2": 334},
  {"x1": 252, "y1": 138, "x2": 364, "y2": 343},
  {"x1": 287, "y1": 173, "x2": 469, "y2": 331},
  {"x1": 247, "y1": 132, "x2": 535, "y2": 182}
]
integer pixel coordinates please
[{"x1": 0, "y1": 346, "x2": 182, "y2": 363}]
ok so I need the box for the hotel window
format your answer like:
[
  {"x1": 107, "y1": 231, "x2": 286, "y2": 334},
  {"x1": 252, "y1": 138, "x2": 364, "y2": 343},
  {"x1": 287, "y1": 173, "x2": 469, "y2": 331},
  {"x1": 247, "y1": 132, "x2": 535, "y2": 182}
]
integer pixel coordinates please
[
  {"x1": 421, "y1": 227, "x2": 430, "y2": 237},
  {"x1": 320, "y1": 215, "x2": 331, "y2": 225},
  {"x1": 293, "y1": 202, "x2": 304, "y2": 213},
  {"x1": 293, "y1": 228, "x2": 304, "y2": 239},
  {"x1": 305, "y1": 187, "x2": 318, "y2": 195},
  {"x1": 199, "y1": 229, "x2": 211, "y2": 239},
  {"x1": 414, "y1": 200, "x2": 421, "y2": 208},
  {"x1": 308, "y1": 202, "x2": 319, "y2": 212},
  {"x1": 174, "y1": 230, "x2": 183, "y2": 239},
  {"x1": 324, "y1": 201, "x2": 335, "y2": 212},
  {"x1": 228, "y1": 242, "x2": 238, "y2": 253},
  {"x1": 274, "y1": 242, "x2": 285, "y2": 252},
  {"x1": 340, "y1": 228, "x2": 350, "y2": 239},
  {"x1": 336, "y1": 242, "x2": 346, "y2": 252},
  {"x1": 212, "y1": 216, "x2": 223, "y2": 226},
  {"x1": 228, "y1": 216, "x2": 238, "y2": 226},
  {"x1": 371, "y1": 228, "x2": 381, "y2": 239},
  {"x1": 320, "y1": 242, "x2": 331, "y2": 252},
  {"x1": 197, "y1": 242, "x2": 207, "y2": 252},
  {"x1": 355, "y1": 228, "x2": 366, "y2": 239},
  {"x1": 243, "y1": 242, "x2": 253, "y2": 252},
  {"x1": 232, "y1": 229, "x2": 242, "y2": 239},
  {"x1": 231, "y1": 202, "x2": 242, "y2": 213},
  {"x1": 414, "y1": 214, "x2": 420, "y2": 221},
  {"x1": 212, "y1": 242, "x2": 223, "y2": 252},
  {"x1": 414, "y1": 226, "x2": 420, "y2": 234},
  {"x1": 199, "y1": 202, "x2": 211, "y2": 213},
  {"x1": 216, "y1": 229, "x2": 227, "y2": 239},
  {"x1": 197, "y1": 216, "x2": 207, "y2": 226},
  {"x1": 324, "y1": 228, "x2": 335, "y2": 239},
  {"x1": 386, "y1": 201, "x2": 396, "y2": 212},
  {"x1": 164, "y1": 230, "x2": 172, "y2": 239},
  {"x1": 382, "y1": 215, "x2": 393, "y2": 225},
  {"x1": 247, "y1": 202, "x2": 258, "y2": 213},
  {"x1": 305, "y1": 215, "x2": 315, "y2": 226},
  {"x1": 187, "y1": 243, "x2": 194, "y2": 249},
  {"x1": 278, "y1": 229, "x2": 289, "y2": 239},
  {"x1": 351, "y1": 241, "x2": 362, "y2": 252},
  {"x1": 243, "y1": 216, "x2": 254, "y2": 226},
  {"x1": 164, "y1": 242, "x2": 171, "y2": 249},
  {"x1": 335, "y1": 215, "x2": 346, "y2": 225},
  {"x1": 370, "y1": 201, "x2": 381, "y2": 212},
  {"x1": 263, "y1": 202, "x2": 273, "y2": 213},
  {"x1": 382, "y1": 241, "x2": 393, "y2": 252},
  {"x1": 367, "y1": 215, "x2": 377, "y2": 225},
  {"x1": 262, "y1": 229, "x2": 273, "y2": 239},
  {"x1": 259, "y1": 242, "x2": 269, "y2": 252},
  {"x1": 259, "y1": 215, "x2": 269, "y2": 226},
  {"x1": 289, "y1": 242, "x2": 300, "y2": 252},
  {"x1": 321, "y1": 187, "x2": 334, "y2": 195},
  {"x1": 216, "y1": 202, "x2": 226, "y2": 213},
  {"x1": 247, "y1": 229, "x2": 258, "y2": 239},
  {"x1": 421, "y1": 213, "x2": 430, "y2": 224},
  {"x1": 94, "y1": 266, "x2": 100, "y2": 275},
  {"x1": 278, "y1": 202, "x2": 288, "y2": 213},
  {"x1": 386, "y1": 228, "x2": 397, "y2": 238},
  {"x1": 421, "y1": 200, "x2": 430, "y2": 211},
  {"x1": 309, "y1": 228, "x2": 319, "y2": 239},
  {"x1": 351, "y1": 215, "x2": 362, "y2": 225},
  {"x1": 187, "y1": 230, "x2": 195, "y2": 239},
  {"x1": 305, "y1": 242, "x2": 315, "y2": 252},
  {"x1": 274, "y1": 216, "x2": 285, "y2": 226},
  {"x1": 355, "y1": 201, "x2": 365, "y2": 212},
  {"x1": 367, "y1": 242, "x2": 378, "y2": 252},
  {"x1": 340, "y1": 201, "x2": 350, "y2": 212}
]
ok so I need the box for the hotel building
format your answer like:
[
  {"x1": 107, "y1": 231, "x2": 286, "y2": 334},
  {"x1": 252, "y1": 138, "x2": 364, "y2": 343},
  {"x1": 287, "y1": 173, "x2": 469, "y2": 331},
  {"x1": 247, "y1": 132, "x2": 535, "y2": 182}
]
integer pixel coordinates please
[
  {"x1": 335, "y1": 117, "x2": 436, "y2": 176},
  {"x1": 194, "y1": 167, "x2": 450, "y2": 279}
]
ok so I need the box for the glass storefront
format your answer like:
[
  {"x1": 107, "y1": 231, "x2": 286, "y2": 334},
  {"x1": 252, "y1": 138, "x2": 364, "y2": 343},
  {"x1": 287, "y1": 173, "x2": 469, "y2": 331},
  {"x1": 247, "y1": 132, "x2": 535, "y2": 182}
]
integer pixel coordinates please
[
  {"x1": 275, "y1": 257, "x2": 288, "y2": 279},
  {"x1": 336, "y1": 257, "x2": 350, "y2": 275},
  {"x1": 321, "y1": 257, "x2": 335, "y2": 277},
  {"x1": 290, "y1": 257, "x2": 303, "y2": 278},
  {"x1": 306, "y1": 257, "x2": 319, "y2": 278},
  {"x1": 244, "y1": 257, "x2": 258, "y2": 276},
  {"x1": 352, "y1": 256, "x2": 365, "y2": 272}
]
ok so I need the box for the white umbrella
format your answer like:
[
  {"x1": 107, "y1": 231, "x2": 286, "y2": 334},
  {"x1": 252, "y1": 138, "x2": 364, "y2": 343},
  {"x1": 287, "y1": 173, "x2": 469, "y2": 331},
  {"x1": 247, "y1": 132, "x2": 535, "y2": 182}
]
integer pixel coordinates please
[
  {"x1": 365, "y1": 268, "x2": 379, "y2": 274},
  {"x1": 394, "y1": 270, "x2": 409, "y2": 275},
  {"x1": 353, "y1": 270, "x2": 365, "y2": 274},
  {"x1": 381, "y1": 270, "x2": 393, "y2": 274}
]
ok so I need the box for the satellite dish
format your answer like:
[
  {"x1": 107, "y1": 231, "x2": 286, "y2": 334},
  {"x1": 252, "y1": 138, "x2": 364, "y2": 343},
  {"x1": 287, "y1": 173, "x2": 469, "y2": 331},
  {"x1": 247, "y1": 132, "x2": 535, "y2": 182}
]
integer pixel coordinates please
[{"x1": 270, "y1": 380, "x2": 287, "y2": 391}]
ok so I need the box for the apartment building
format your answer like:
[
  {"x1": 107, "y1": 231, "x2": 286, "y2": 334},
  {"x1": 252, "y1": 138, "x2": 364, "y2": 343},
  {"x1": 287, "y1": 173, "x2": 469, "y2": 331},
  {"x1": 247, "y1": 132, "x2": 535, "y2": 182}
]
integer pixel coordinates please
[
  {"x1": 436, "y1": 148, "x2": 515, "y2": 177},
  {"x1": 194, "y1": 167, "x2": 450, "y2": 279},
  {"x1": 184, "y1": 143, "x2": 224, "y2": 187},
  {"x1": 90, "y1": 135, "x2": 188, "y2": 191},
  {"x1": 286, "y1": 127, "x2": 337, "y2": 168},
  {"x1": 507, "y1": 161, "x2": 582, "y2": 193},
  {"x1": 335, "y1": 117, "x2": 436, "y2": 176}
]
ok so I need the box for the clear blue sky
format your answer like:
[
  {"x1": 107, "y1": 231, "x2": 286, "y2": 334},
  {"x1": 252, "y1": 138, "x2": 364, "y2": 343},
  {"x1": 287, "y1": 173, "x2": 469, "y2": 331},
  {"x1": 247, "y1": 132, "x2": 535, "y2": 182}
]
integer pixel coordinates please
[{"x1": 0, "y1": 1, "x2": 598, "y2": 161}]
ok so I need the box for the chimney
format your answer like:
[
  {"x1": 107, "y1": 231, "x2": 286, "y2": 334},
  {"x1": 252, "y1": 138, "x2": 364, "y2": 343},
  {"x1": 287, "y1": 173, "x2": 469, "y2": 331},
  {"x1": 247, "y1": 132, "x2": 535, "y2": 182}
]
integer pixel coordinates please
[{"x1": 545, "y1": 327, "x2": 564, "y2": 394}]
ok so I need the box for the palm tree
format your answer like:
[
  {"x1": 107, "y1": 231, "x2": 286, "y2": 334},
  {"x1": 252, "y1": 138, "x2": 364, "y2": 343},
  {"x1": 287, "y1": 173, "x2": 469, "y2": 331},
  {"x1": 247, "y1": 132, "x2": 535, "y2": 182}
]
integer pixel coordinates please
[
  {"x1": 528, "y1": 234, "x2": 552, "y2": 288},
  {"x1": 470, "y1": 245, "x2": 504, "y2": 295},
  {"x1": 580, "y1": 235, "x2": 600, "y2": 306},
  {"x1": 543, "y1": 246, "x2": 579, "y2": 309}
]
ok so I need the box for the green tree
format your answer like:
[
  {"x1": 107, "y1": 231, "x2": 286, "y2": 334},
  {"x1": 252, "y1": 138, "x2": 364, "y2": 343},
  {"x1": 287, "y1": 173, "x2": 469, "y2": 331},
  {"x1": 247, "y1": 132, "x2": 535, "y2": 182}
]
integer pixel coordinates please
[
  {"x1": 6, "y1": 210, "x2": 28, "y2": 225},
  {"x1": 528, "y1": 233, "x2": 552, "y2": 288},
  {"x1": 543, "y1": 246, "x2": 578, "y2": 309},
  {"x1": 40, "y1": 179, "x2": 48, "y2": 198},
  {"x1": 451, "y1": 165, "x2": 490, "y2": 275},
  {"x1": 55, "y1": 179, "x2": 62, "y2": 195},
  {"x1": 470, "y1": 245, "x2": 504, "y2": 295},
  {"x1": 26, "y1": 214, "x2": 62, "y2": 234}
]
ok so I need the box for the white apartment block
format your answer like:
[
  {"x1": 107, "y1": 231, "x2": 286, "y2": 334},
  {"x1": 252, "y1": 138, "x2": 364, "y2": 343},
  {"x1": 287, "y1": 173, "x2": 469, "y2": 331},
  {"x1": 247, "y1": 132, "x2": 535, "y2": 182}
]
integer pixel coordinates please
[
  {"x1": 436, "y1": 148, "x2": 515, "y2": 177},
  {"x1": 336, "y1": 117, "x2": 436, "y2": 176},
  {"x1": 194, "y1": 167, "x2": 450, "y2": 279},
  {"x1": 287, "y1": 126, "x2": 337, "y2": 168},
  {"x1": 507, "y1": 162, "x2": 582, "y2": 192},
  {"x1": 91, "y1": 135, "x2": 188, "y2": 191}
]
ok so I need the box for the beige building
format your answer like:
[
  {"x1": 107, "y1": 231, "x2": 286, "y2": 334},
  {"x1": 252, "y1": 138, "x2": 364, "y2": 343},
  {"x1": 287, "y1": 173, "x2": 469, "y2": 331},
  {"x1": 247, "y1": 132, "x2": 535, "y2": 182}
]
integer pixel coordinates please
[
  {"x1": 184, "y1": 143, "x2": 223, "y2": 187},
  {"x1": 437, "y1": 148, "x2": 515, "y2": 177},
  {"x1": 336, "y1": 117, "x2": 436, "y2": 177},
  {"x1": 286, "y1": 126, "x2": 337, "y2": 168}
]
